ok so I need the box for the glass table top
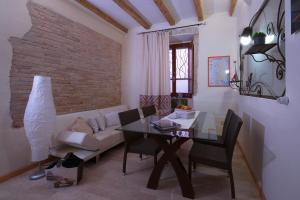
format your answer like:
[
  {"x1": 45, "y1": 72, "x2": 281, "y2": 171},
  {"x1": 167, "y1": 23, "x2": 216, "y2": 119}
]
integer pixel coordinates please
[{"x1": 117, "y1": 112, "x2": 219, "y2": 140}]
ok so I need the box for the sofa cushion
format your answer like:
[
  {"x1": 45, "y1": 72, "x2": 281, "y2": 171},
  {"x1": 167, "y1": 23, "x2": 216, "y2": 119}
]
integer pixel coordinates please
[
  {"x1": 104, "y1": 112, "x2": 121, "y2": 127},
  {"x1": 99, "y1": 105, "x2": 128, "y2": 128},
  {"x1": 87, "y1": 118, "x2": 99, "y2": 133},
  {"x1": 69, "y1": 117, "x2": 93, "y2": 135},
  {"x1": 57, "y1": 131, "x2": 100, "y2": 151},
  {"x1": 94, "y1": 126, "x2": 123, "y2": 152},
  {"x1": 95, "y1": 113, "x2": 106, "y2": 131}
]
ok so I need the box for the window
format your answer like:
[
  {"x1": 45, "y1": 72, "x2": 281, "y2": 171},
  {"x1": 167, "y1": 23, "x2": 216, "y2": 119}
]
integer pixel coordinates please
[{"x1": 169, "y1": 42, "x2": 194, "y2": 98}]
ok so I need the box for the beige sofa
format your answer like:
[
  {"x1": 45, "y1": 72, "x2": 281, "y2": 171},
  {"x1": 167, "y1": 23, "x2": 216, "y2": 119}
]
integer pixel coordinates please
[{"x1": 50, "y1": 105, "x2": 128, "y2": 162}]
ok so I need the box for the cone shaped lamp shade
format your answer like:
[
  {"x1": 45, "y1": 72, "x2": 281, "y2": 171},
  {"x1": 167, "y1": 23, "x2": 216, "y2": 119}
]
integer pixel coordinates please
[{"x1": 24, "y1": 75, "x2": 56, "y2": 162}]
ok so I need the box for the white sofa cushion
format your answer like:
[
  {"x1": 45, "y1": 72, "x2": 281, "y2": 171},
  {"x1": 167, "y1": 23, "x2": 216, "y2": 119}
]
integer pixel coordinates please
[
  {"x1": 87, "y1": 118, "x2": 99, "y2": 133},
  {"x1": 57, "y1": 131, "x2": 100, "y2": 151},
  {"x1": 104, "y1": 111, "x2": 121, "y2": 127},
  {"x1": 99, "y1": 105, "x2": 128, "y2": 128},
  {"x1": 95, "y1": 113, "x2": 106, "y2": 131},
  {"x1": 94, "y1": 126, "x2": 123, "y2": 152}
]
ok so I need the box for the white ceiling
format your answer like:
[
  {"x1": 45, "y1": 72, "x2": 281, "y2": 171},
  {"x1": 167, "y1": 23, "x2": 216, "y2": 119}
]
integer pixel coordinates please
[{"x1": 87, "y1": 0, "x2": 233, "y2": 29}]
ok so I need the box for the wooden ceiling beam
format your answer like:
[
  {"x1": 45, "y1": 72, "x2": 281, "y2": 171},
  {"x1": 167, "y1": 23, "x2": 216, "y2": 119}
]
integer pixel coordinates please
[
  {"x1": 229, "y1": 0, "x2": 238, "y2": 16},
  {"x1": 153, "y1": 0, "x2": 176, "y2": 26},
  {"x1": 193, "y1": 0, "x2": 204, "y2": 21},
  {"x1": 113, "y1": 0, "x2": 151, "y2": 29},
  {"x1": 75, "y1": 0, "x2": 128, "y2": 33}
]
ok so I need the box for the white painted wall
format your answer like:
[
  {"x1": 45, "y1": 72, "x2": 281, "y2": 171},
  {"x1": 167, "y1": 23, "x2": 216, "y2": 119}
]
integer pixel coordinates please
[
  {"x1": 193, "y1": 13, "x2": 238, "y2": 113},
  {"x1": 0, "y1": 0, "x2": 125, "y2": 176},
  {"x1": 234, "y1": 0, "x2": 300, "y2": 199},
  {"x1": 122, "y1": 13, "x2": 238, "y2": 115}
]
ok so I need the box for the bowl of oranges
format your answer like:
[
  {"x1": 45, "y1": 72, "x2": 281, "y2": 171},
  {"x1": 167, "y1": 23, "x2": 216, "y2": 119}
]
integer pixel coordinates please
[
  {"x1": 174, "y1": 105, "x2": 195, "y2": 119},
  {"x1": 175, "y1": 105, "x2": 192, "y2": 111}
]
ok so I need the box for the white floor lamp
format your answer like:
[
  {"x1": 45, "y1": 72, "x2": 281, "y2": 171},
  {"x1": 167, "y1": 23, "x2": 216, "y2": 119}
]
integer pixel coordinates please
[{"x1": 24, "y1": 75, "x2": 56, "y2": 180}]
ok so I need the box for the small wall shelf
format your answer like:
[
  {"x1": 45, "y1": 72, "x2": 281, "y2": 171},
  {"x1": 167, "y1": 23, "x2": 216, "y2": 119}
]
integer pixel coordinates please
[{"x1": 244, "y1": 43, "x2": 276, "y2": 55}]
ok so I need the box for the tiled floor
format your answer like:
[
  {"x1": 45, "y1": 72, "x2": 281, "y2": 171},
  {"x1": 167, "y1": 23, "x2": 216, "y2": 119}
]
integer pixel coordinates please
[{"x1": 0, "y1": 141, "x2": 261, "y2": 200}]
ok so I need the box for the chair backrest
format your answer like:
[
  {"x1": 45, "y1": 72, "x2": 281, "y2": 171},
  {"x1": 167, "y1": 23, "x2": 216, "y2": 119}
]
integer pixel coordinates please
[
  {"x1": 118, "y1": 109, "x2": 143, "y2": 143},
  {"x1": 224, "y1": 112, "x2": 243, "y2": 163},
  {"x1": 118, "y1": 109, "x2": 141, "y2": 126},
  {"x1": 221, "y1": 109, "x2": 234, "y2": 140},
  {"x1": 141, "y1": 105, "x2": 156, "y2": 118}
]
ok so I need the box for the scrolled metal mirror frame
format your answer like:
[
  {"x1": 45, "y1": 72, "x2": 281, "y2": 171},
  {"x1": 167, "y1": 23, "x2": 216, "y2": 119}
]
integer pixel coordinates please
[{"x1": 238, "y1": 0, "x2": 286, "y2": 99}]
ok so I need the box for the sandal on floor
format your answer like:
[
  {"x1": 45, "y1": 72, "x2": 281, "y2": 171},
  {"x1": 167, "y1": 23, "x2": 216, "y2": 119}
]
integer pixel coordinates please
[
  {"x1": 54, "y1": 178, "x2": 75, "y2": 188},
  {"x1": 46, "y1": 172, "x2": 63, "y2": 181}
]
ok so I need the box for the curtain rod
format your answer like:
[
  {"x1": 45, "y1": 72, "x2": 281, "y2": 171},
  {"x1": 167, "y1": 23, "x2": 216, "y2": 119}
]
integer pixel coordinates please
[{"x1": 137, "y1": 22, "x2": 206, "y2": 35}]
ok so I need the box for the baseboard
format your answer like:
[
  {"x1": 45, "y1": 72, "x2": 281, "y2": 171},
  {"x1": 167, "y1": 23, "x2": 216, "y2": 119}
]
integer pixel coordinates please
[
  {"x1": 0, "y1": 157, "x2": 55, "y2": 183},
  {"x1": 237, "y1": 142, "x2": 267, "y2": 200}
]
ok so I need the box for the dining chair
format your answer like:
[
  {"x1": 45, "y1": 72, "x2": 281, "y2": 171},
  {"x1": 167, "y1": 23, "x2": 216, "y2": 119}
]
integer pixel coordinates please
[
  {"x1": 141, "y1": 105, "x2": 156, "y2": 118},
  {"x1": 194, "y1": 109, "x2": 234, "y2": 147},
  {"x1": 188, "y1": 112, "x2": 243, "y2": 199},
  {"x1": 118, "y1": 109, "x2": 161, "y2": 175}
]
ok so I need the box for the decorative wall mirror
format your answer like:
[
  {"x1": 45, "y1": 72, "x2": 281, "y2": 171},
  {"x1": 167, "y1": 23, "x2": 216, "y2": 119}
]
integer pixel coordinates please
[
  {"x1": 291, "y1": 0, "x2": 300, "y2": 34},
  {"x1": 238, "y1": 0, "x2": 285, "y2": 99}
]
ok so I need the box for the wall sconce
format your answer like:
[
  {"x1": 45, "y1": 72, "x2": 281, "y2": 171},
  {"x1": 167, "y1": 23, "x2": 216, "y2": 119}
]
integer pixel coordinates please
[
  {"x1": 265, "y1": 34, "x2": 275, "y2": 44},
  {"x1": 230, "y1": 61, "x2": 241, "y2": 89},
  {"x1": 240, "y1": 27, "x2": 253, "y2": 46},
  {"x1": 265, "y1": 22, "x2": 276, "y2": 44}
]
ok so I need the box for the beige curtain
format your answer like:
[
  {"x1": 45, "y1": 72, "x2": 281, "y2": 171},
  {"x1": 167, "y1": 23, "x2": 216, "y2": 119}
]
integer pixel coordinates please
[{"x1": 140, "y1": 31, "x2": 171, "y2": 114}]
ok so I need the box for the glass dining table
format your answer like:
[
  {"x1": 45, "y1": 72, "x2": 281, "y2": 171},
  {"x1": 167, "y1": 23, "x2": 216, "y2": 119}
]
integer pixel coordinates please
[{"x1": 117, "y1": 112, "x2": 220, "y2": 199}]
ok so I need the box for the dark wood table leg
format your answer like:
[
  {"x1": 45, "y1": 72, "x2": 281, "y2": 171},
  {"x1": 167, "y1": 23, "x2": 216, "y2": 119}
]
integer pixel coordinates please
[{"x1": 147, "y1": 137, "x2": 194, "y2": 199}]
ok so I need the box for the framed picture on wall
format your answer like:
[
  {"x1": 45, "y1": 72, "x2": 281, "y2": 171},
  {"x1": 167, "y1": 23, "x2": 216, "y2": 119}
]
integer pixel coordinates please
[
  {"x1": 208, "y1": 56, "x2": 230, "y2": 87},
  {"x1": 291, "y1": 0, "x2": 300, "y2": 34}
]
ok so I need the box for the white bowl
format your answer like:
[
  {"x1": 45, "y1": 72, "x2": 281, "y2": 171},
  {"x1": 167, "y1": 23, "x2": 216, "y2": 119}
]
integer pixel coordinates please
[{"x1": 174, "y1": 109, "x2": 195, "y2": 119}]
